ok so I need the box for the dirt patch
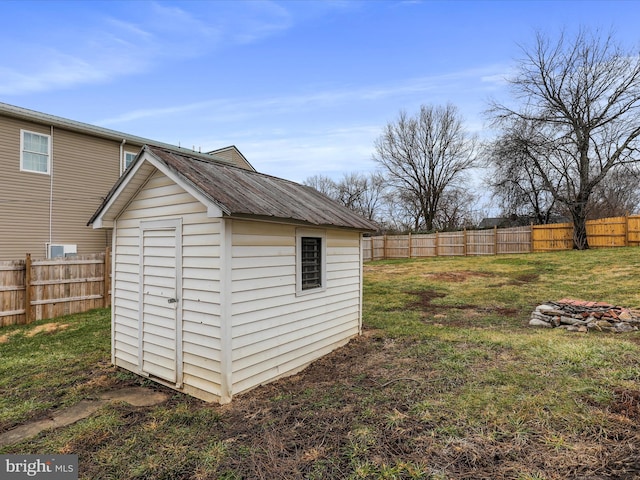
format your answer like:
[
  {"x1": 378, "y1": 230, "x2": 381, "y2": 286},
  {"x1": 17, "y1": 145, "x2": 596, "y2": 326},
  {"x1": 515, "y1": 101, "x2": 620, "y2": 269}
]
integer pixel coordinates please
[
  {"x1": 425, "y1": 271, "x2": 493, "y2": 282},
  {"x1": 26, "y1": 322, "x2": 70, "y2": 337},
  {"x1": 610, "y1": 389, "x2": 640, "y2": 421},
  {"x1": 0, "y1": 332, "x2": 15, "y2": 343},
  {"x1": 510, "y1": 273, "x2": 539, "y2": 284},
  {"x1": 407, "y1": 290, "x2": 519, "y2": 320},
  {"x1": 0, "y1": 322, "x2": 70, "y2": 343},
  {"x1": 407, "y1": 289, "x2": 447, "y2": 309}
]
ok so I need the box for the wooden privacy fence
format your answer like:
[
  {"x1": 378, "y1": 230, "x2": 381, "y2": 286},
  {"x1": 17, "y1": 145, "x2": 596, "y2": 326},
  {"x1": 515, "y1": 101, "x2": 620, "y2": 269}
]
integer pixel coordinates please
[
  {"x1": 365, "y1": 226, "x2": 531, "y2": 261},
  {"x1": 364, "y1": 214, "x2": 640, "y2": 261},
  {"x1": 0, "y1": 249, "x2": 111, "y2": 327}
]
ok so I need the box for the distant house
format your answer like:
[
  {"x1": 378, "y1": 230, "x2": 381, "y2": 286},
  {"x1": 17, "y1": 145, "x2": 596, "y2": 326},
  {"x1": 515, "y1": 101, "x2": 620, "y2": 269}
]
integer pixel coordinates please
[
  {"x1": 478, "y1": 218, "x2": 511, "y2": 229},
  {"x1": 0, "y1": 102, "x2": 250, "y2": 260},
  {"x1": 89, "y1": 145, "x2": 377, "y2": 403},
  {"x1": 478, "y1": 216, "x2": 570, "y2": 229}
]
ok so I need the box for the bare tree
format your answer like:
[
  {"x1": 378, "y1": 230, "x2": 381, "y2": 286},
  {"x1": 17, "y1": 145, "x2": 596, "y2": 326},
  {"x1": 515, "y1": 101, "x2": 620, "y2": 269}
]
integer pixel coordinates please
[
  {"x1": 434, "y1": 187, "x2": 479, "y2": 231},
  {"x1": 588, "y1": 165, "x2": 640, "y2": 218},
  {"x1": 373, "y1": 103, "x2": 478, "y2": 231},
  {"x1": 303, "y1": 174, "x2": 338, "y2": 198},
  {"x1": 333, "y1": 172, "x2": 386, "y2": 222},
  {"x1": 485, "y1": 121, "x2": 561, "y2": 224},
  {"x1": 489, "y1": 28, "x2": 640, "y2": 249},
  {"x1": 303, "y1": 171, "x2": 387, "y2": 224}
]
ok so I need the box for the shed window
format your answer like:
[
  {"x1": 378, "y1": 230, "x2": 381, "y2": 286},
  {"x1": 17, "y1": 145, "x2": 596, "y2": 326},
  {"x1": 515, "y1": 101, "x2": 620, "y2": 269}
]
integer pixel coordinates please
[
  {"x1": 301, "y1": 237, "x2": 322, "y2": 289},
  {"x1": 296, "y1": 229, "x2": 326, "y2": 295},
  {"x1": 21, "y1": 130, "x2": 51, "y2": 174}
]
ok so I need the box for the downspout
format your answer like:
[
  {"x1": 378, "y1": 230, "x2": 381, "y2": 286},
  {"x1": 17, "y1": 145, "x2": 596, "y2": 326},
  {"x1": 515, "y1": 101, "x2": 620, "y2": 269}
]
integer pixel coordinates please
[
  {"x1": 115, "y1": 139, "x2": 127, "y2": 248},
  {"x1": 119, "y1": 139, "x2": 126, "y2": 174},
  {"x1": 48, "y1": 126, "x2": 54, "y2": 256}
]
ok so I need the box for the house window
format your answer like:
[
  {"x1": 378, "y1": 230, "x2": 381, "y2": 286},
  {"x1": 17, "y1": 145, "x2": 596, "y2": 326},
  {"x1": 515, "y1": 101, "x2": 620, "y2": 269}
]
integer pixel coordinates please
[
  {"x1": 296, "y1": 229, "x2": 326, "y2": 294},
  {"x1": 124, "y1": 151, "x2": 137, "y2": 171},
  {"x1": 21, "y1": 130, "x2": 51, "y2": 174}
]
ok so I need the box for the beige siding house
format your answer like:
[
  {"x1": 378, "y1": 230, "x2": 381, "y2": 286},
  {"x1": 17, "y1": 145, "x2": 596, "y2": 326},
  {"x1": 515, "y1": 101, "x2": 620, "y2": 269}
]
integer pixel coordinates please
[
  {"x1": 0, "y1": 102, "x2": 251, "y2": 260},
  {"x1": 90, "y1": 145, "x2": 376, "y2": 403}
]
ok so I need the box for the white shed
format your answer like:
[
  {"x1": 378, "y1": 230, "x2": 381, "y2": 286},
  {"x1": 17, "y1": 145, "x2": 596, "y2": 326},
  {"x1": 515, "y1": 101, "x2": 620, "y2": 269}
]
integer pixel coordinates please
[{"x1": 89, "y1": 145, "x2": 377, "y2": 403}]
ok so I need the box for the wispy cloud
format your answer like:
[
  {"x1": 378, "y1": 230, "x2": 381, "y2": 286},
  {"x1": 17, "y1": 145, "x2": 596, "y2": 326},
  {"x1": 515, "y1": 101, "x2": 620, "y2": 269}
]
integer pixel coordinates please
[
  {"x1": 0, "y1": 1, "x2": 296, "y2": 96},
  {"x1": 96, "y1": 64, "x2": 507, "y2": 127}
]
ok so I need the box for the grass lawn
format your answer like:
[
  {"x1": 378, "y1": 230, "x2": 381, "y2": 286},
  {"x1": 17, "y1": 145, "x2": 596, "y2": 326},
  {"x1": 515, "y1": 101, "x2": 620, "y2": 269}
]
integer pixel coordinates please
[{"x1": 2, "y1": 248, "x2": 640, "y2": 479}]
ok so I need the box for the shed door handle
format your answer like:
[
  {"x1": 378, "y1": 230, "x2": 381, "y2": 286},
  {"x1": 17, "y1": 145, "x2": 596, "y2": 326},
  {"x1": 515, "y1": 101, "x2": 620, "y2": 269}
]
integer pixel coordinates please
[{"x1": 168, "y1": 298, "x2": 178, "y2": 304}]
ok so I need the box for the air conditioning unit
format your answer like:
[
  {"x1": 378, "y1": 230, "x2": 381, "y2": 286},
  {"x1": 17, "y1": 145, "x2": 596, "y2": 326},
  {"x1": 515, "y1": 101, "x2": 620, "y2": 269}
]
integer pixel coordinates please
[{"x1": 48, "y1": 244, "x2": 77, "y2": 259}]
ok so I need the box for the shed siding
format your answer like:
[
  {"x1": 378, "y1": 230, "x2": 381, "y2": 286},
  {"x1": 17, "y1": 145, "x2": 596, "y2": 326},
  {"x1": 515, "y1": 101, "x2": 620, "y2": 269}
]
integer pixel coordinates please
[
  {"x1": 113, "y1": 170, "x2": 223, "y2": 398},
  {"x1": 229, "y1": 220, "x2": 362, "y2": 395}
]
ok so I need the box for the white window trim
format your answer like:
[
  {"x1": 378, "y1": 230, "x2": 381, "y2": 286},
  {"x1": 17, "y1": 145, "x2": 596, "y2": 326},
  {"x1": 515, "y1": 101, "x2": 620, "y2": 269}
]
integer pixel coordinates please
[
  {"x1": 20, "y1": 129, "x2": 51, "y2": 175},
  {"x1": 296, "y1": 228, "x2": 327, "y2": 296}
]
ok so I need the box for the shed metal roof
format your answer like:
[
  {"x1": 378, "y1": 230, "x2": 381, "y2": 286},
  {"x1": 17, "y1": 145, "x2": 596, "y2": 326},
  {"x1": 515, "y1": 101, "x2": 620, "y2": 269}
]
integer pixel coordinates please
[{"x1": 90, "y1": 145, "x2": 378, "y2": 232}]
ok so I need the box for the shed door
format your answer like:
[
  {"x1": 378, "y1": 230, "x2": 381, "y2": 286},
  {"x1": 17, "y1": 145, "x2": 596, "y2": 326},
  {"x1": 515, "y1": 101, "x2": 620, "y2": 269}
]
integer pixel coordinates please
[{"x1": 139, "y1": 219, "x2": 182, "y2": 386}]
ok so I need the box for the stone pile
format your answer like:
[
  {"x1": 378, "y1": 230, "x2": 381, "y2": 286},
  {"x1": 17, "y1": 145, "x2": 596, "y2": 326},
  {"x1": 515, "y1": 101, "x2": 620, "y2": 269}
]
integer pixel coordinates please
[{"x1": 529, "y1": 298, "x2": 640, "y2": 333}]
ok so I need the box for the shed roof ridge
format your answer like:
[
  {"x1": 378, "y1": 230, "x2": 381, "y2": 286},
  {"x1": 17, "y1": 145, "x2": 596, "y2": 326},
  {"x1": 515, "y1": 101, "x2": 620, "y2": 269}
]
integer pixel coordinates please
[{"x1": 146, "y1": 144, "x2": 317, "y2": 187}]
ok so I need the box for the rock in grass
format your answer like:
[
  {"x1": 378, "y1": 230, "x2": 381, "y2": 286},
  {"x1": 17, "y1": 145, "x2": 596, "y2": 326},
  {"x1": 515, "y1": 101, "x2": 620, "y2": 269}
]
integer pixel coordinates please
[
  {"x1": 566, "y1": 325, "x2": 588, "y2": 333},
  {"x1": 614, "y1": 322, "x2": 637, "y2": 333},
  {"x1": 529, "y1": 318, "x2": 552, "y2": 328}
]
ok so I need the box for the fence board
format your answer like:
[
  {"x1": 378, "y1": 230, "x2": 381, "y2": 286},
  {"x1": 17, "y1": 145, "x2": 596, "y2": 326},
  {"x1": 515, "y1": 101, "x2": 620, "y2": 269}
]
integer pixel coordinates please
[
  {"x1": 532, "y1": 223, "x2": 573, "y2": 252},
  {"x1": 0, "y1": 250, "x2": 109, "y2": 327},
  {"x1": 411, "y1": 234, "x2": 437, "y2": 258},
  {"x1": 586, "y1": 216, "x2": 627, "y2": 248},
  {"x1": 497, "y1": 226, "x2": 532, "y2": 254},
  {"x1": 628, "y1": 215, "x2": 640, "y2": 247},
  {"x1": 437, "y1": 232, "x2": 465, "y2": 256},
  {"x1": 467, "y1": 229, "x2": 496, "y2": 256},
  {"x1": 385, "y1": 235, "x2": 411, "y2": 259},
  {"x1": 0, "y1": 260, "x2": 25, "y2": 326}
]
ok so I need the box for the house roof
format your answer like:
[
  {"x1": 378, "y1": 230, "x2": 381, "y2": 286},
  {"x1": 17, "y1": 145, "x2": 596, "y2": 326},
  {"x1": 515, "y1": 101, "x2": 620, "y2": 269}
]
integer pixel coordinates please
[
  {"x1": 0, "y1": 102, "x2": 254, "y2": 171},
  {"x1": 207, "y1": 145, "x2": 256, "y2": 172},
  {"x1": 89, "y1": 145, "x2": 378, "y2": 231}
]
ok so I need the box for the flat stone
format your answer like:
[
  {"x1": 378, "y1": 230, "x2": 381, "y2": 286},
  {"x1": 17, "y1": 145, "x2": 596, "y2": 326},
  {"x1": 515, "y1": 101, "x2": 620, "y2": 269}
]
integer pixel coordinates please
[
  {"x1": 529, "y1": 318, "x2": 552, "y2": 328},
  {"x1": 536, "y1": 304, "x2": 556, "y2": 311},
  {"x1": 0, "y1": 387, "x2": 169, "y2": 447},
  {"x1": 536, "y1": 305, "x2": 563, "y2": 315},
  {"x1": 99, "y1": 387, "x2": 170, "y2": 407},
  {"x1": 618, "y1": 311, "x2": 633, "y2": 322},
  {"x1": 566, "y1": 325, "x2": 588, "y2": 333},
  {"x1": 560, "y1": 316, "x2": 587, "y2": 326},
  {"x1": 0, "y1": 400, "x2": 104, "y2": 446},
  {"x1": 614, "y1": 323, "x2": 637, "y2": 333}
]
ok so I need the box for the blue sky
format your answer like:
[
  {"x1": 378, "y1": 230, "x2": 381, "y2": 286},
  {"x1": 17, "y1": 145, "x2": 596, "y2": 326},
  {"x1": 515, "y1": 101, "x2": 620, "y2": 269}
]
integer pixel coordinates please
[{"x1": 1, "y1": 0, "x2": 638, "y2": 186}]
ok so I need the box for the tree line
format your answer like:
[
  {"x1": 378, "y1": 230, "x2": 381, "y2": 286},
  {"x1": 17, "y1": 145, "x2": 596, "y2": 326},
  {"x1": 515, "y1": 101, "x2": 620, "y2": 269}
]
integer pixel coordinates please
[{"x1": 304, "y1": 28, "x2": 640, "y2": 250}]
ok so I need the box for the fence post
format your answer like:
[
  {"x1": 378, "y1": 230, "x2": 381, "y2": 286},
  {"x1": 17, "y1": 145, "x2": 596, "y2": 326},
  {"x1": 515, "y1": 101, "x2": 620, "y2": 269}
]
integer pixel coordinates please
[
  {"x1": 625, "y1": 212, "x2": 630, "y2": 247},
  {"x1": 103, "y1": 247, "x2": 111, "y2": 308},
  {"x1": 24, "y1": 253, "x2": 32, "y2": 324},
  {"x1": 435, "y1": 232, "x2": 439, "y2": 257},
  {"x1": 408, "y1": 232, "x2": 412, "y2": 258},
  {"x1": 494, "y1": 226, "x2": 498, "y2": 255},
  {"x1": 463, "y1": 228, "x2": 467, "y2": 256},
  {"x1": 530, "y1": 223, "x2": 534, "y2": 252},
  {"x1": 383, "y1": 235, "x2": 387, "y2": 260}
]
